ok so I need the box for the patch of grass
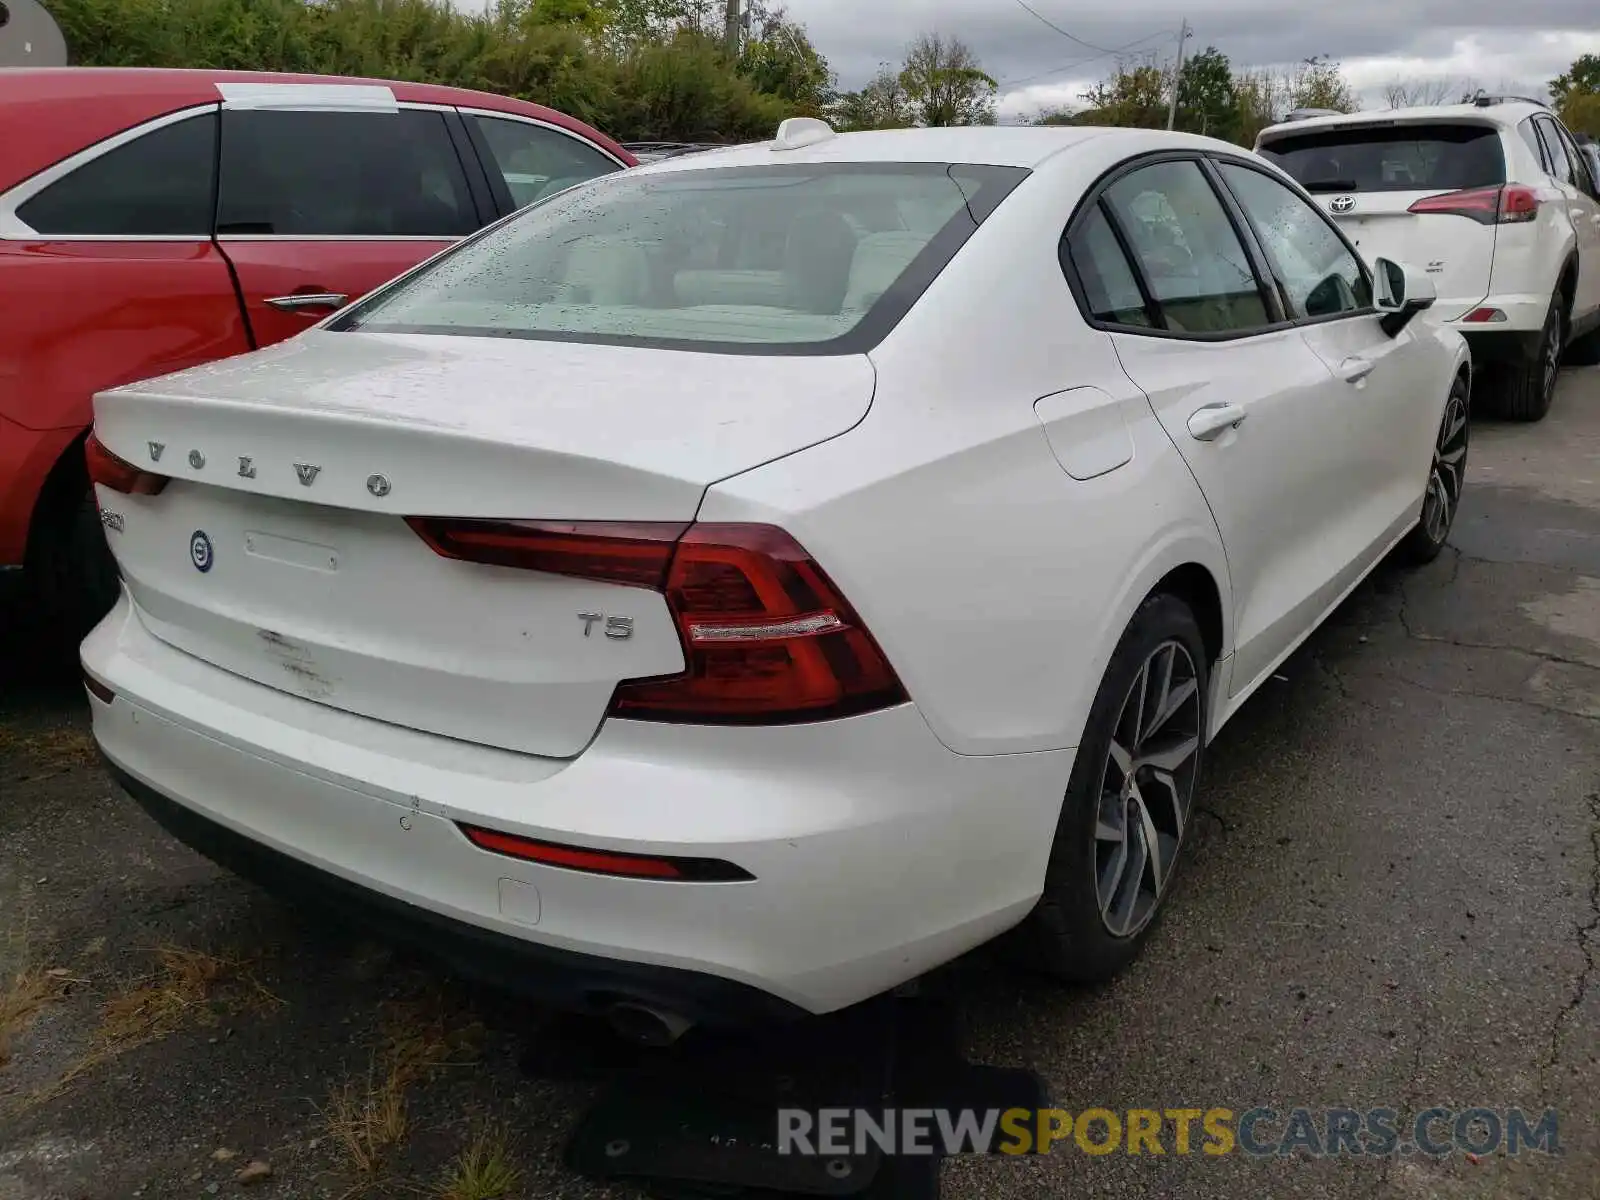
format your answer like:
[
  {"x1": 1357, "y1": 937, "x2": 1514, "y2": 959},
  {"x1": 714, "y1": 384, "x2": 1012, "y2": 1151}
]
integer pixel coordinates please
[
  {"x1": 436, "y1": 1124, "x2": 520, "y2": 1200},
  {"x1": 0, "y1": 900, "x2": 68, "y2": 1067},
  {"x1": 323, "y1": 1057, "x2": 411, "y2": 1177},
  {"x1": 5, "y1": 943, "x2": 281, "y2": 1114},
  {"x1": 319, "y1": 991, "x2": 486, "y2": 1188},
  {"x1": 0, "y1": 966, "x2": 62, "y2": 1067},
  {"x1": 0, "y1": 725, "x2": 97, "y2": 778}
]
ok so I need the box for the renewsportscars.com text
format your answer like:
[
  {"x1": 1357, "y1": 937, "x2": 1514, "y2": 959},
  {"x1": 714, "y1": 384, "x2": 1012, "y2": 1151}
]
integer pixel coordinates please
[{"x1": 777, "y1": 1106, "x2": 1561, "y2": 1158}]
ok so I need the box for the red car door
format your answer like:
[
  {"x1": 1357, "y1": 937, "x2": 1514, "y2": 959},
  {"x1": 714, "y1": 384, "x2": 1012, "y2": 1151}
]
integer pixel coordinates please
[
  {"x1": 212, "y1": 95, "x2": 485, "y2": 348},
  {"x1": 0, "y1": 107, "x2": 250, "y2": 583}
]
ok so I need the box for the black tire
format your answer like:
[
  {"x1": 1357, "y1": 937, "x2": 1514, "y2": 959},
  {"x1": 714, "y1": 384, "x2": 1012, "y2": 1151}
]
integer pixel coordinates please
[
  {"x1": 1010, "y1": 593, "x2": 1209, "y2": 983},
  {"x1": 27, "y1": 473, "x2": 121, "y2": 643},
  {"x1": 1483, "y1": 293, "x2": 1562, "y2": 422},
  {"x1": 1401, "y1": 372, "x2": 1470, "y2": 565}
]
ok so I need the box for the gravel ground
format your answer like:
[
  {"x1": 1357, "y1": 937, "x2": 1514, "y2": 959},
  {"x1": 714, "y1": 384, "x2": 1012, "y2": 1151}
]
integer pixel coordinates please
[{"x1": 2, "y1": 366, "x2": 1597, "y2": 1200}]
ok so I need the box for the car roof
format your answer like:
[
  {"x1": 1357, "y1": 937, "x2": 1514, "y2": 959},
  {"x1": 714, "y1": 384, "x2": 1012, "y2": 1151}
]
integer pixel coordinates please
[
  {"x1": 1257, "y1": 101, "x2": 1548, "y2": 143},
  {"x1": 0, "y1": 67, "x2": 630, "y2": 187},
  {"x1": 622, "y1": 125, "x2": 1242, "y2": 174}
]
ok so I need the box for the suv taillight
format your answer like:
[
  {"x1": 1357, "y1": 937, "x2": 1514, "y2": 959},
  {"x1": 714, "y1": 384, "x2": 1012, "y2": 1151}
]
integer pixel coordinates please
[
  {"x1": 85, "y1": 431, "x2": 168, "y2": 495},
  {"x1": 407, "y1": 518, "x2": 907, "y2": 724},
  {"x1": 1407, "y1": 184, "x2": 1539, "y2": 224}
]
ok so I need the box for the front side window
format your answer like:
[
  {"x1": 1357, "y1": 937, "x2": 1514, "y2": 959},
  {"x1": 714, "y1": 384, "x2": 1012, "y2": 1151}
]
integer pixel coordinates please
[
  {"x1": 1099, "y1": 159, "x2": 1271, "y2": 335},
  {"x1": 217, "y1": 109, "x2": 477, "y2": 237},
  {"x1": 1259, "y1": 123, "x2": 1505, "y2": 193},
  {"x1": 469, "y1": 115, "x2": 620, "y2": 210},
  {"x1": 331, "y1": 163, "x2": 1028, "y2": 353},
  {"x1": 17, "y1": 111, "x2": 217, "y2": 236},
  {"x1": 1551, "y1": 121, "x2": 1597, "y2": 195},
  {"x1": 1219, "y1": 163, "x2": 1372, "y2": 319}
]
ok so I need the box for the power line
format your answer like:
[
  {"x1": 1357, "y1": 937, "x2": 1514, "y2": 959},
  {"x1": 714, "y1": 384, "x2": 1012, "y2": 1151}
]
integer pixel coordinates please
[
  {"x1": 998, "y1": 29, "x2": 1175, "y2": 89},
  {"x1": 1008, "y1": 0, "x2": 1162, "y2": 57}
]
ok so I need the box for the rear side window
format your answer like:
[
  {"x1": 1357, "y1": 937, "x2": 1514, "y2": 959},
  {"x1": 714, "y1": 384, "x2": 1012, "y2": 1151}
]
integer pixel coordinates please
[
  {"x1": 331, "y1": 162, "x2": 1029, "y2": 355},
  {"x1": 1533, "y1": 118, "x2": 1574, "y2": 185},
  {"x1": 1099, "y1": 160, "x2": 1272, "y2": 335},
  {"x1": 468, "y1": 115, "x2": 620, "y2": 210},
  {"x1": 1258, "y1": 124, "x2": 1505, "y2": 193},
  {"x1": 17, "y1": 111, "x2": 217, "y2": 236},
  {"x1": 217, "y1": 109, "x2": 477, "y2": 237},
  {"x1": 1065, "y1": 205, "x2": 1151, "y2": 327}
]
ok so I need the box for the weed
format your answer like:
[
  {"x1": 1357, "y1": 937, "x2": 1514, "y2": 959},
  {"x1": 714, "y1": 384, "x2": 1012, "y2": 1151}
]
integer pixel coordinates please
[{"x1": 436, "y1": 1124, "x2": 520, "y2": 1200}]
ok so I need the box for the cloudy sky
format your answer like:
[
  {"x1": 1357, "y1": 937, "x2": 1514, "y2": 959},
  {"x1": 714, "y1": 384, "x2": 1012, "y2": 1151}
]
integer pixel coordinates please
[{"x1": 781, "y1": 0, "x2": 1600, "y2": 120}]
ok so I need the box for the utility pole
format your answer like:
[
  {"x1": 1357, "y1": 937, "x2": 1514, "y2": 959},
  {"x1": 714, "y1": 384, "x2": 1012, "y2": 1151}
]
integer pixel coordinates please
[
  {"x1": 724, "y1": 0, "x2": 742, "y2": 59},
  {"x1": 1166, "y1": 18, "x2": 1189, "y2": 131}
]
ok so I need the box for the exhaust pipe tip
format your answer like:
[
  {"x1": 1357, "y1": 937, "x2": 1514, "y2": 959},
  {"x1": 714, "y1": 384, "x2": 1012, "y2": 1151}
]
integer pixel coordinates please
[{"x1": 604, "y1": 1002, "x2": 695, "y2": 1046}]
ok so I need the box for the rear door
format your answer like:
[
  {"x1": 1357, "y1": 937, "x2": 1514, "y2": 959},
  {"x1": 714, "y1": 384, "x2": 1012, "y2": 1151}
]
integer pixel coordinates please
[
  {"x1": 458, "y1": 109, "x2": 626, "y2": 214},
  {"x1": 0, "y1": 106, "x2": 249, "y2": 434},
  {"x1": 1256, "y1": 119, "x2": 1506, "y2": 320},
  {"x1": 1068, "y1": 156, "x2": 1372, "y2": 695},
  {"x1": 213, "y1": 85, "x2": 488, "y2": 347},
  {"x1": 1536, "y1": 116, "x2": 1600, "y2": 321}
]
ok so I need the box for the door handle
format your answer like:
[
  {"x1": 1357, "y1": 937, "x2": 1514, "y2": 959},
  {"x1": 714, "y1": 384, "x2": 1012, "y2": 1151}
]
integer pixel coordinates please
[
  {"x1": 1187, "y1": 402, "x2": 1247, "y2": 441},
  {"x1": 1337, "y1": 356, "x2": 1375, "y2": 384},
  {"x1": 264, "y1": 292, "x2": 348, "y2": 313}
]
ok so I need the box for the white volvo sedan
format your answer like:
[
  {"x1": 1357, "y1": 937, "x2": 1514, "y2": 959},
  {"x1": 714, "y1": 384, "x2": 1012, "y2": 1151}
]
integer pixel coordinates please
[{"x1": 81, "y1": 119, "x2": 1470, "y2": 1030}]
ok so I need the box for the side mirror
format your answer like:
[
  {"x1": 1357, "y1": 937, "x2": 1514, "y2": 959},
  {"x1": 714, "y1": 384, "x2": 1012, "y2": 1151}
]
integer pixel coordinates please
[{"x1": 1372, "y1": 256, "x2": 1436, "y2": 337}]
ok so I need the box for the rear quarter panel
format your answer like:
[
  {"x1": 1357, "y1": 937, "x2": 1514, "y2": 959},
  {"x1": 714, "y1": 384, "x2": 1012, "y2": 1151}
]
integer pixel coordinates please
[{"x1": 700, "y1": 145, "x2": 1233, "y2": 756}]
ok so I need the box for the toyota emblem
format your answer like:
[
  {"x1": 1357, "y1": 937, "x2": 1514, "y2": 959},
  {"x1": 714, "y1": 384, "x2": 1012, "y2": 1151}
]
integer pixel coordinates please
[{"x1": 1330, "y1": 195, "x2": 1355, "y2": 214}]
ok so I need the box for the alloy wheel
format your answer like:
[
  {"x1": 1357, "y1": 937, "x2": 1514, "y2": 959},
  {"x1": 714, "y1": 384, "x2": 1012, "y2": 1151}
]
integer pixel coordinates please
[
  {"x1": 1542, "y1": 309, "x2": 1561, "y2": 406},
  {"x1": 1094, "y1": 640, "x2": 1202, "y2": 938},
  {"x1": 1422, "y1": 385, "x2": 1469, "y2": 545}
]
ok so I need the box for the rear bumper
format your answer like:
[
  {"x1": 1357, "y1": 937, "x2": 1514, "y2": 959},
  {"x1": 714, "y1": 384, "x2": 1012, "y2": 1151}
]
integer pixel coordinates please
[
  {"x1": 83, "y1": 592, "x2": 1072, "y2": 1019},
  {"x1": 108, "y1": 761, "x2": 804, "y2": 1026},
  {"x1": 1443, "y1": 293, "x2": 1551, "y2": 363}
]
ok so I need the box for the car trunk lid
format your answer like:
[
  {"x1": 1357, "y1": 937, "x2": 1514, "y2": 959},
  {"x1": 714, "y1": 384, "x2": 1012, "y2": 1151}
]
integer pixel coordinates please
[{"x1": 92, "y1": 330, "x2": 876, "y2": 757}]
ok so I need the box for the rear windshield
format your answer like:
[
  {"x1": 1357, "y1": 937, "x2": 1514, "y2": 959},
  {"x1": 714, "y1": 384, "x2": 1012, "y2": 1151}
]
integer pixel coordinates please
[
  {"x1": 1258, "y1": 124, "x2": 1505, "y2": 193},
  {"x1": 331, "y1": 162, "x2": 1028, "y2": 355}
]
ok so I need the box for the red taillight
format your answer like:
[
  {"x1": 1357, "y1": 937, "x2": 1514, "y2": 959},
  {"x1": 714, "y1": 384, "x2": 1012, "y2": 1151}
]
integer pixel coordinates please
[
  {"x1": 408, "y1": 518, "x2": 908, "y2": 724},
  {"x1": 406, "y1": 517, "x2": 686, "y2": 588},
  {"x1": 611, "y1": 523, "x2": 907, "y2": 724},
  {"x1": 1407, "y1": 184, "x2": 1539, "y2": 224},
  {"x1": 458, "y1": 824, "x2": 752, "y2": 881},
  {"x1": 85, "y1": 431, "x2": 168, "y2": 496},
  {"x1": 83, "y1": 671, "x2": 115, "y2": 704}
]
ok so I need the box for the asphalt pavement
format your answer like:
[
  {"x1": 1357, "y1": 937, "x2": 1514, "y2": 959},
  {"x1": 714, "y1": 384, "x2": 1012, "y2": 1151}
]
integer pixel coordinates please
[{"x1": 2, "y1": 365, "x2": 1597, "y2": 1200}]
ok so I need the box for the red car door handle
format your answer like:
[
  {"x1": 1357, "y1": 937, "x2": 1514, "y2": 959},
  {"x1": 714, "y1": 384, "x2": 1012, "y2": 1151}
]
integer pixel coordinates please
[{"x1": 264, "y1": 292, "x2": 348, "y2": 313}]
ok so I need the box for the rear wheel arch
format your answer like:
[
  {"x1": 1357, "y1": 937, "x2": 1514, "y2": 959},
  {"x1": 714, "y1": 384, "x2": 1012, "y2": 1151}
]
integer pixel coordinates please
[
  {"x1": 1151, "y1": 562, "x2": 1225, "y2": 669},
  {"x1": 1558, "y1": 254, "x2": 1579, "y2": 322}
]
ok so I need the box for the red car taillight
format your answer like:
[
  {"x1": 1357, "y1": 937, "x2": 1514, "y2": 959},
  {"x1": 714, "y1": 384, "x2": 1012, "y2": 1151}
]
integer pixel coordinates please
[
  {"x1": 407, "y1": 518, "x2": 908, "y2": 724},
  {"x1": 85, "y1": 431, "x2": 168, "y2": 495},
  {"x1": 1407, "y1": 184, "x2": 1539, "y2": 224}
]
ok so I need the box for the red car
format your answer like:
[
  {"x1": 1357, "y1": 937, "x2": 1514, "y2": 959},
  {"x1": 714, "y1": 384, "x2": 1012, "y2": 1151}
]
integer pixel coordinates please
[{"x1": 0, "y1": 68, "x2": 634, "y2": 630}]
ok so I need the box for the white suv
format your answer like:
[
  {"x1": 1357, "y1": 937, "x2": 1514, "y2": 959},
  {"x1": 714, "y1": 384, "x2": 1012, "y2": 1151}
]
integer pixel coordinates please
[{"x1": 1256, "y1": 96, "x2": 1600, "y2": 421}]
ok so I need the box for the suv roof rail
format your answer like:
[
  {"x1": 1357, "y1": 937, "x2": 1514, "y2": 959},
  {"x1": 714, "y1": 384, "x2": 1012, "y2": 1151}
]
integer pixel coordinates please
[{"x1": 1464, "y1": 89, "x2": 1550, "y2": 109}]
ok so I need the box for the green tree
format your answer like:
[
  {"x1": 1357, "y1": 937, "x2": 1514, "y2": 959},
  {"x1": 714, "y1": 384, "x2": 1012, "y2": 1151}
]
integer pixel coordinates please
[
  {"x1": 1176, "y1": 45, "x2": 1236, "y2": 137},
  {"x1": 1551, "y1": 53, "x2": 1600, "y2": 106},
  {"x1": 737, "y1": 8, "x2": 833, "y2": 116},
  {"x1": 1075, "y1": 58, "x2": 1168, "y2": 128},
  {"x1": 897, "y1": 32, "x2": 996, "y2": 127},
  {"x1": 1288, "y1": 55, "x2": 1358, "y2": 113},
  {"x1": 831, "y1": 63, "x2": 914, "y2": 130},
  {"x1": 1552, "y1": 54, "x2": 1600, "y2": 134}
]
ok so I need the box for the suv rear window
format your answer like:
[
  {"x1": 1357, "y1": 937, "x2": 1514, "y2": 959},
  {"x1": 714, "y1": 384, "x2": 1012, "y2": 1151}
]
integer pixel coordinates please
[
  {"x1": 331, "y1": 162, "x2": 1028, "y2": 355},
  {"x1": 1258, "y1": 124, "x2": 1505, "y2": 193}
]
